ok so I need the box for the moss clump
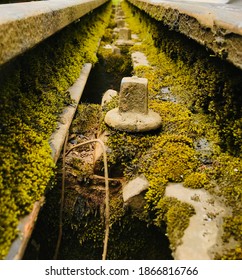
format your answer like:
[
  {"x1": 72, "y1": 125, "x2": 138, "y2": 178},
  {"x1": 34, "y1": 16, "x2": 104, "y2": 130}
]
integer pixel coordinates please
[
  {"x1": 216, "y1": 246, "x2": 242, "y2": 260},
  {"x1": 106, "y1": 130, "x2": 157, "y2": 174},
  {"x1": 222, "y1": 216, "x2": 242, "y2": 244},
  {"x1": 184, "y1": 172, "x2": 209, "y2": 189},
  {"x1": 0, "y1": 2, "x2": 112, "y2": 259},
  {"x1": 140, "y1": 134, "x2": 198, "y2": 216},
  {"x1": 70, "y1": 104, "x2": 102, "y2": 136},
  {"x1": 140, "y1": 134, "x2": 198, "y2": 182},
  {"x1": 155, "y1": 197, "x2": 195, "y2": 250},
  {"x1": 206, "y1": 153, "x2": 242, "y2": 209}
]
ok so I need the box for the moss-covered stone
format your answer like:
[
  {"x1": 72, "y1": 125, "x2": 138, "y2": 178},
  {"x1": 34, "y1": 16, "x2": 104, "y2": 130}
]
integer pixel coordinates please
[{"x1": 155, "y1": 197, "x2": 195, "y2": 250}]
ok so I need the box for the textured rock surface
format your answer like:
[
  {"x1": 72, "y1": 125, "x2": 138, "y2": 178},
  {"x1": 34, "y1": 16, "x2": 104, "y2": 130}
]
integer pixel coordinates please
[
  {"x1": 127, "y1": 0, "x2": 242, "y2": 70},
  {"x1": 119, "y1": 27, "x2": 132, "y2": 40},
  {"x1": 123, "y1": 174, "x2": 149, "y2": 210},
  {"x1": 0, "y1": 0, "x2": 108, "y2": 65},
  {"x1": 104, "y1": 108, "x2": 162, "y2": 132},
  {"x1": 131, "y1": 51, "x2": 150, "y2": 68},
  {"x1": 101, "y1": 89, "x2": 118, "y2": 107},
  {"x1": 119, "y1": 76, "x2": 148, "y2": 114},
  {"x1": 165, "y1": 183, "x2": 232, "y2": 260},
  {"x1": 104, "y1": 76, "x2": 162, "y2": 132}
]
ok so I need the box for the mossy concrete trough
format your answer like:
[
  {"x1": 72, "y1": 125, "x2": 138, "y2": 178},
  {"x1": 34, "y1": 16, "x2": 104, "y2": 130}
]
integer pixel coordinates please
[
  {"x1": 126, "y1": 0, "x2": 242, "y2": 70},
  {"x1": 6, "y1": 63, "x2": 92, "y2": 260},
  {"x1": 0, "y1": 0, "x2": 108, "y2": 66},
  {"x1": 1, "y1": 0, "x2": 108, "y2": 260}
]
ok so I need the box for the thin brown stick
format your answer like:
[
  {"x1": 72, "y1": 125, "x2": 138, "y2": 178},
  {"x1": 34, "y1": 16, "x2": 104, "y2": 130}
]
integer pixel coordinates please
[
  {"x1": 54, "y1": 130, "x2": 69, "y2": 260},
  {"x1": 92, "y1": 174, "x2": 123, "y2": 182}
]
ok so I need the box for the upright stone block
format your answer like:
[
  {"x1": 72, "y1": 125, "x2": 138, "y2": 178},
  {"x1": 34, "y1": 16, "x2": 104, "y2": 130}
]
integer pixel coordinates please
[
  {"x1": 104, "y1": 76, "x2": 162, "y2": 132},
  {"x1": 112, "y1": 46, "x2": 121, "y2": 55},
  {"x1": 119, "y1": 77, "x2": 148, "y2": 114},
  {"x1": 116, "y1": 19, "x2": 125, "y2": 28},
  {"x1": 116, "y1": 10, "x2": 125, "y2": 17},
  {"x1": 119, "y1": 28, "x2": 131, "y2": 40}
]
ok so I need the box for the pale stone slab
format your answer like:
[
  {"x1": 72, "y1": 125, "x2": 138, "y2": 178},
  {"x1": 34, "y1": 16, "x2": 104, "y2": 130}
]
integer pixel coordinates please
[
  {"x1": 131, "y1": 51, "x2": 150, "y2": 68},
  {"x1": 165, "y1": 183, "x2": 232, "y2": 260},
  {"x1": 123, "y1": 174, "x2": 149, "y2": 203},
  {"x1": 101, "y1": 89, "x2": 118, "y2": 107}
]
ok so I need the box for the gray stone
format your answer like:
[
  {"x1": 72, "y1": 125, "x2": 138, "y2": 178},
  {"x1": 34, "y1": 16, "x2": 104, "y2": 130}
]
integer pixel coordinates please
[
  {"x1": 116, "y1": 19, "x2": 125, "y2": 28},
  {"x1": 123, "y1": 174, "x2": 149, "y2": 204},
  {"x1": 119, "y1": 27, "x2": 131, "y2": 40},
  {"x1": 101, "y1": 89, "x2": 118, "y2": 107},
  {"x1": 112, "y1": 46, "x2": 121, "y2": 55},
  {"x1": 104, "y1": 76, "x2": 162, "y2": 132},
  {"x1": 131, "y1": 51, "x2": 150, "y2": 68},
  {"x1": 119, "y1": 77, "x2": 148, "y2": 114}
]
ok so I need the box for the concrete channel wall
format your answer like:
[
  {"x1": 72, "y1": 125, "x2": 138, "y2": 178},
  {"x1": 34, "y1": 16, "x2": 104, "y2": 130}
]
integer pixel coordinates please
[
  {"x1": 0, "y1": 0, "x2": 108, "y2": 260},
  {"x1": 0, "y1": 0, "x2": 108, "y2": 66},
  {"x1": 126, "y1": 0, "x2": 242, "y2": 70}
]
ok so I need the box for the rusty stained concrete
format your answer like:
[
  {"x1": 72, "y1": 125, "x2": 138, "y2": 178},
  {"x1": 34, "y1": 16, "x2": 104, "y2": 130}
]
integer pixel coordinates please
[
  {"x1": 0, "y1": 0, "x2": 108, "y2": 66},
  {"x1": 127, "y1": 0, "x2": 242, "y2": 70}
]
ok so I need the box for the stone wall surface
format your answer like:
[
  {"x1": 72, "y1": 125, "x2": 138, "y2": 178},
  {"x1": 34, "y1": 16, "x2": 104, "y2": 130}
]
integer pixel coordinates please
[
  {"x1": 127, "y1": 0, "x2": 242, "y2": 69},
  {"x1": 0, "y1": 0, "x2": 108, "y2": 65}
]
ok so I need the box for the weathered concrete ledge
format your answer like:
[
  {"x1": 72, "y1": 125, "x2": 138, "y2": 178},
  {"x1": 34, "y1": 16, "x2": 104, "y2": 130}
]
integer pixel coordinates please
[
  {"x1": 126, "y1": 0, "x2": 242, "y2": 69},
  {"x1": 165, "y1": 183, "x2": 231, "y2": 260},
  {"x1": 0, "y1": 0, "x2": 108, "y2": 65},
  {"x1": 6, "y1": 63, "x2": 92, "y2": 260}
]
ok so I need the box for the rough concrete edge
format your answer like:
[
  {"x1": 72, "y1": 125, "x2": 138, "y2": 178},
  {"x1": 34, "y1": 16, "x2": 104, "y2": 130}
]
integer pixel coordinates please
[
  {"x1": 6, "y1": 63, "x2": 92, "y2": 260},
  {"x1": 50, "y1": 63, "x2": 92, "y2": 163},
  {"x1": 165, "y1": 182, "x2": 233, "y2": 260},
  {"x1": 126, "y1": 0, "x2": 242, "y2": 69},
  {"x1": 0, "y1": 0, "x2": 108, "y2": 65}
]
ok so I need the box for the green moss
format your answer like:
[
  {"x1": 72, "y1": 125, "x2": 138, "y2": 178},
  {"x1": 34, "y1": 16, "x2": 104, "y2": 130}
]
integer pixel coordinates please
[
  {"x1": 140, "y1": 134, "x2": 198, "y2": 183},
  {"x1": 216, "y1": 246, "x2": 242, "y2": 260},
  {"x1": 223, "y1": 216, "x2": 242, "y2": 243},
  {"x1": 0, "y1": 2, "x2": 112, "y2": 259},
  {"x1": 155, "y1": 197, "x2": 195, "y2": 250},
  {"x1": 106, "y1": 130, "x2": 157, "y2": 174},
  {"x1": 208, "y1": 153, "x2": 242, "y2": 207},
  {"x1": 184, "y1": 172, "x2": 209, "y2": 189},
  {"x1": 70, "y1": 104, "x2": 102, "y2": 136}
]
